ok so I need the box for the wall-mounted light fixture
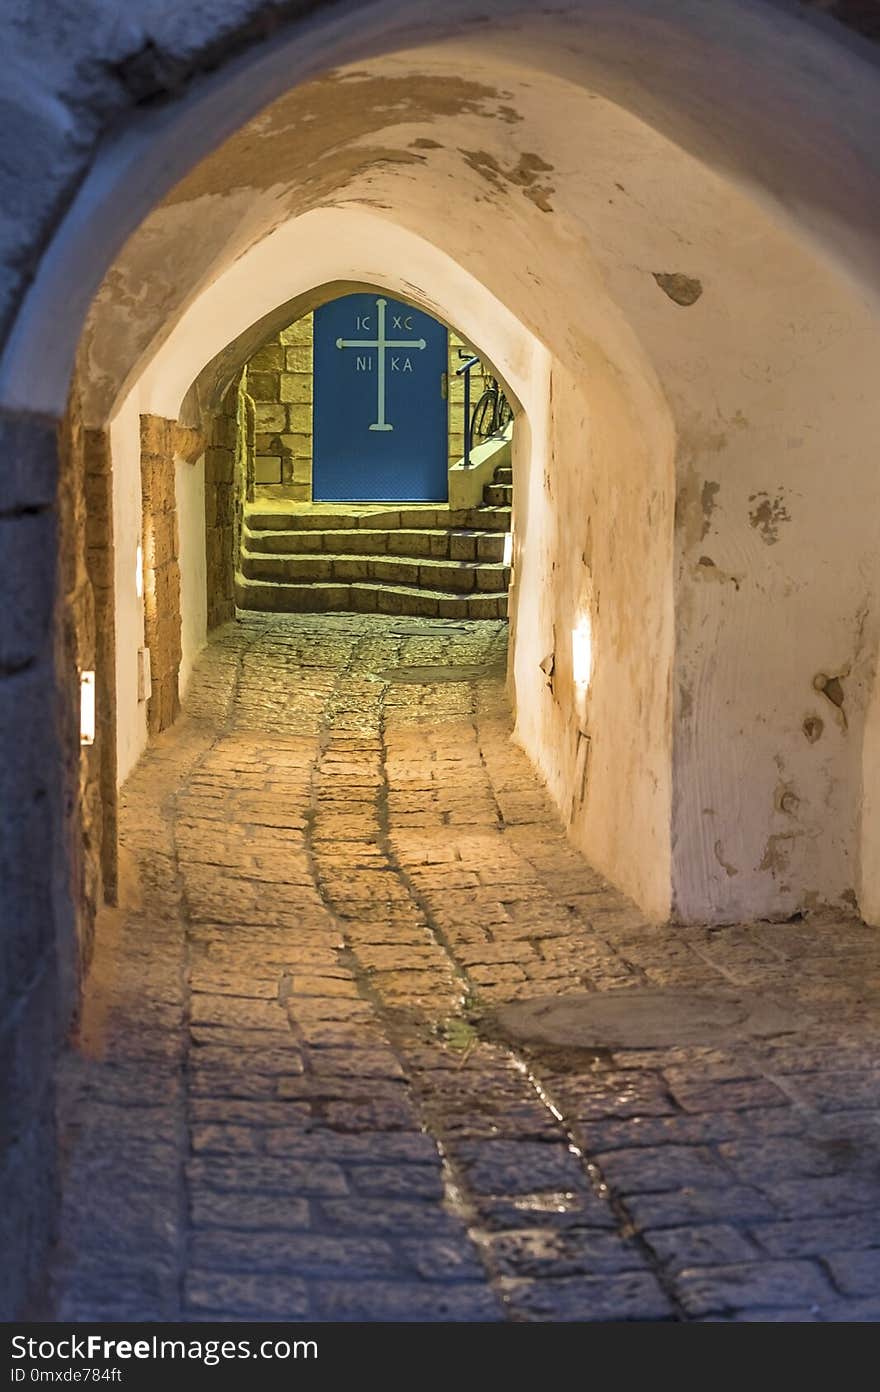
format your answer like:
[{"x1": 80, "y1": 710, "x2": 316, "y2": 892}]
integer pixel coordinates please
[
  {"x1": 137, "y1": 647, "x2": 152, "y2": 705},
  {"x1": 572, "y1": 613, "x2": 593, "y2": 692},
  {"x1": 80, "y1": 670, "x2": 96, "y2": 746},
  {"x1": 135, "y1": 543, "x2": 144, "y2": 599}
]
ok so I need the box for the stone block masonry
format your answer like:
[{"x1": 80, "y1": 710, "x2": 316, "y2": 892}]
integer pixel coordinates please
[
  {"x1": 249, "y1": 314, "x2": 314, "y2": 496},
  {"x1": 83, "y1": 427, "x2": 117, "y2": 903},
  {"x1": 205, "y1": 384, "x2": 242, "y2": 630},
  {"x1": 246, "y1": 315, "x2": 495, "y2": 495},
  {"x1": 0, "y1": 396, "x2": 108, "y2": 1319},
  {"x1": 140, "y1": 416, "x2": 183, "y2": 734}
]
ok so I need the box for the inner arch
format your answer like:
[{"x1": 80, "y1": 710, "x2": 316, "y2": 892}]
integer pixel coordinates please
[{"x1": 98, "y1": 196, "x2": 674, "y2": 919}]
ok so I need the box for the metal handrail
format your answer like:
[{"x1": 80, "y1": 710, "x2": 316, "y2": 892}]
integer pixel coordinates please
[{"x1": 455, "y1": 353, "x2": 481, "y2": 467}]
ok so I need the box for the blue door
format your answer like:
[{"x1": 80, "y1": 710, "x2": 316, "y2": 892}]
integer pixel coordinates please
[{"x1": 313, "y1": 293, "x2": 448, "y2": 502}]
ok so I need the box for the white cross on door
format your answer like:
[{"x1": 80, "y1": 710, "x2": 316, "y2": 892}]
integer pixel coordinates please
[{"x1": 335, "y1": 297, "x2": 427, "y2": 431}]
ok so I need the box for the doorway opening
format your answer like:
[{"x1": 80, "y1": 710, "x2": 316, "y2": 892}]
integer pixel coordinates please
[
  {"x1": 234, "y1": 291, "x2": 514, "y2": 619},
  {"x1": 313, "y1": 291, "x2": 449, "y2": 503}
]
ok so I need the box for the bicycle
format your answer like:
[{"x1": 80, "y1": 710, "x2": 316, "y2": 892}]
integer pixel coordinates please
[{"x1": 469, "y1": 371, "x2": 513, "y2": 453}]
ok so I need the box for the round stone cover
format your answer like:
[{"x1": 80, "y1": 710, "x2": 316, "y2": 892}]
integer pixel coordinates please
[{"x1": 493, "y1": 988, "x2": 799, "y2": 1050}]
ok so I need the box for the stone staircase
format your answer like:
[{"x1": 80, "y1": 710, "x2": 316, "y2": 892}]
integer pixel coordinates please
[
  {"x1": 236, "y1": 465, "x2": 512, "y2": 619},
  {"x1": 482, "y1": 461, "x2": 512, "y2": 509}
]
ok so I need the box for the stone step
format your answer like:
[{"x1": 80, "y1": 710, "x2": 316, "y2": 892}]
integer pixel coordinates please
[
  {"x1": 241, "y1": 548, "x2": 510, "y2": 593},
  {"x1": 244, "y1": 525, "x2": 507, "y2": 563},
  {"x1": 236, "y1": 575, "x2": 508, "y2": 620},
  {"x1": 482, "y1": 482, "x2": 513, "y2": 508},
  {"x1": 246, "y1": 504, "x2": 511, "y2": 533},
  {"x1": 493, "y1": 465, "x2": 512, "y2": 485}
]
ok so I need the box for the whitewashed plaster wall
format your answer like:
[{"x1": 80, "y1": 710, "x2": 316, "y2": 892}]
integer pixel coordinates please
[
  {"x1": 666, "y1": 246, "x2": 880, "y2": 923},
  {"x1": 509, "y1": 345, "x2": 675, "y2": 921},
  {"x1": 109, "y1": 401, "x2": 209, "y2": 787}
]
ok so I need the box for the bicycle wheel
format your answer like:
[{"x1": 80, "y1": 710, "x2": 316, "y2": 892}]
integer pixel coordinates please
[
  {"x1": 470, "y1": 388, "x2": 498, "y2": 449},
  {"x1": 496, "y1": 391, "x2": 513, "y2": 432}
]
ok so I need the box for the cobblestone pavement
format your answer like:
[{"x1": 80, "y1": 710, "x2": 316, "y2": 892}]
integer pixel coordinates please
[{"x1": 53, "y1": 615, "x2": 880, "y2": 1321}]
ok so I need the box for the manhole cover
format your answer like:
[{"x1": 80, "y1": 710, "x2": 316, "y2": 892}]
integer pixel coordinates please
[
  {"x1": 377, "y1": 663, "x2": 504, "y2": 684},
  {"x1": 493, "y1": 988, "x2": 800, "y2": 1050}
]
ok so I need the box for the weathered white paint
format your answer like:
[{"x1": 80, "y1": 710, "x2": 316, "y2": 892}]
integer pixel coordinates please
[
  {"x1": 5, "y1": 2, "x2": 880, "y2": 417},
  {"x1": 509, "y1": 354, "x2": 675, "y2": 921},
  {"x1": 668, "y1": 248, "x2": 880, "y2": 923},
  {"x1": 176, "y1": 452, "x2": 208, "y2": 698}
]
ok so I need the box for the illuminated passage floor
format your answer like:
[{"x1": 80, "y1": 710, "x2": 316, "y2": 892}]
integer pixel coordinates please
[{"x1": 55, "y1": 615, "x2": 880, "y2": 1321}]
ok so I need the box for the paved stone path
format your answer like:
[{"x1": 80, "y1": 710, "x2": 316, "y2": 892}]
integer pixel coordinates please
[{"x1": 54, "y1": 616, "x2": 880, "y2": 1321}]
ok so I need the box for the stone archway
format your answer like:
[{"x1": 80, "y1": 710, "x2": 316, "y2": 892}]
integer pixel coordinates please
[
  {"x1": 2, "y1": 0, "x2": 880, "y2": 1319},
  {"x1": 32, "y1": 31, "x2": 880, "y2": 937}
]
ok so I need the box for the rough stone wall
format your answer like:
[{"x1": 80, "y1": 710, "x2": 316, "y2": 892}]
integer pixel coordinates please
[
  {"x1": 204, "y1": 386, "x2": 239, "y2": 629},
  {"x1": 140, "y1": 415, "x2": 183, "y2": 733},
  {"x1": 239, "y1": 382, "x2": 256, "y2": 506},
  {"x1": 0, "y1": 411, "x2": 70, "y2": 1319},
  {"x1": 84, "y1": 428, "x2": 117, "y2": 903},
  {"x1": 59, "y1": 391, "x2": 102, "y2": 976},
  {"x1": 249, "y1": 314, "x2": 313, "y2": 493},
  {"x1": 0, "y1": 388, "x2": 111, "y2": 1316},
  {"x1": 800, "y1": 1, "x2": 880, "y2": 39}
]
